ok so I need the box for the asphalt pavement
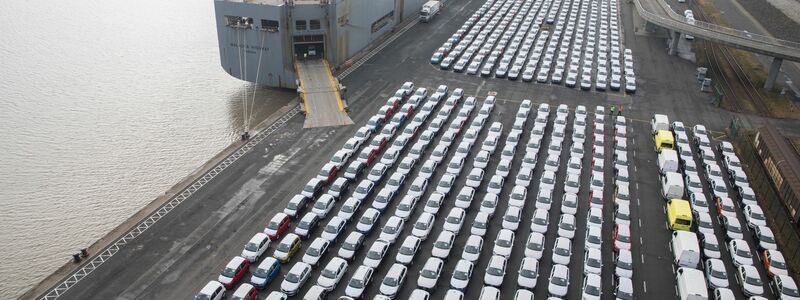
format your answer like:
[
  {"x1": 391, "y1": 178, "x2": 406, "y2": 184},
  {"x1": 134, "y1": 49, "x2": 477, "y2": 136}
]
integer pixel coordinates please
[{"x1": 41, "y1": 0, "x2": 800, "y2": 298}]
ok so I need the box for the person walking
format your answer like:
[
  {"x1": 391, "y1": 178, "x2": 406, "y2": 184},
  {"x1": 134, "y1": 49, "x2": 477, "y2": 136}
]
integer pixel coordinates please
[
  {"x1": 618, "y1": 105, "x2": 623, "y2": 116},
  {"x1": 610, "y1": 104, "x2": 615, "y2": 115}
]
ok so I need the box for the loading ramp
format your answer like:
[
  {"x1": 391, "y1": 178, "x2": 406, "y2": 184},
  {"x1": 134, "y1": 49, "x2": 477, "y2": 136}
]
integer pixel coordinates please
[{"x1": 295, "y1": 59, "x2": 353, "y2": 128}]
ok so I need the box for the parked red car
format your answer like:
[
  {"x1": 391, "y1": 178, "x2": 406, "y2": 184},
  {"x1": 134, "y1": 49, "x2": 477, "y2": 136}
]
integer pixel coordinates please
[
  {"x1": 232, "y1": 283, "x2": 258, "y2": 299},
  {"x1": 218, "y1": 256, "x2": 250, "y2": 289},
  {"x1": 316, "y1": 163, "x2": 338, "y2": 186},
  {"x1": 264, "y1": 212, "x2": 292, "y2": 240}
]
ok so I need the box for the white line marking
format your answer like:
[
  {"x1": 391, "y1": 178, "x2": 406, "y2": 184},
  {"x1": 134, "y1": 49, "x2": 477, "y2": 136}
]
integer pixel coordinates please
[
  {"x1": 641, "y1": 254, "x2": 645, "y2": 264},
  {"x1": 643, "y1": 281, "x2": 647, "y2": 293}
]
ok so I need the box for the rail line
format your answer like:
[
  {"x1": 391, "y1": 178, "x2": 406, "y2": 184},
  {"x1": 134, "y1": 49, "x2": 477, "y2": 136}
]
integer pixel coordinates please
[{"x1": 691, "y1": 1, "x2": 769, "y2": 115}]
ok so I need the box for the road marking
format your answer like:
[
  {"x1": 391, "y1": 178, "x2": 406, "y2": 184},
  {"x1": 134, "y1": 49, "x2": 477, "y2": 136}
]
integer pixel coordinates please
[
  {"x1": 643, "y1": 281, "x2": 647, "y2": 293},
  {"x1": 638, "y1": 219, "x2": 642, "y2": 227},
  {"x1": 640, "y1": 236, "x2": 643, "y2": 244},
  {"x1": 637, "y1": 198, "x2": 641, "y2": 206},
  {"x1": 641, "y1": 254, "x2": 645, "y2": 264}
]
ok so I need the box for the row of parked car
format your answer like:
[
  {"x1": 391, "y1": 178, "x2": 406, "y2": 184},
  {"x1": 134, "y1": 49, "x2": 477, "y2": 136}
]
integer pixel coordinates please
[
  {"x1": 651, "y1": 114, "x2": 799, "y2": 300},
  {"x1": 195, "y1": 81, "x2": 514, "y2": 299},
  {"x1": 431, "y1": 0, "x2": 636, "y2": 92}
]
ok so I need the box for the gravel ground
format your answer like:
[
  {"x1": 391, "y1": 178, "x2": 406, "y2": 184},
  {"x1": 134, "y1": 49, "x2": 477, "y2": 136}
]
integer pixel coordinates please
[{"x1": 734, "y1": 0, "x2": 800, "y2": 42}]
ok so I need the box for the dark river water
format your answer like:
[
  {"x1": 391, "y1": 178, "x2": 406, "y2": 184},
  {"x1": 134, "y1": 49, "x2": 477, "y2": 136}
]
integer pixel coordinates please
[{"x1": 0, "y1": 0, "x2": 294, "y2": 297}]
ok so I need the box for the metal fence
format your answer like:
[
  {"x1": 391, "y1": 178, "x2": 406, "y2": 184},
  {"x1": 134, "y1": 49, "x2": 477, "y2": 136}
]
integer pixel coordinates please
[{"x1": 730, "y1": 123, "x2": 800, "y2": 276}]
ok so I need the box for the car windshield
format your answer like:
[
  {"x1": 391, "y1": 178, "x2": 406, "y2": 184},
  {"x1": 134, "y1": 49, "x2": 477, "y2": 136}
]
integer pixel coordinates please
[
  {"x1": 428, "y1": 200, "x2": 441, "y2": 208},
  {"x1": 436, "y1": 240, "x2": 451, "y2": 249},
  {"x1": 322, "y1": 268, "x2": 337, "y2": 279},
  {"x1": 704, "y1": 241, "x2": 719, "y2": 250},
  {"x1": 245, "y1": 242, "x2": 260, "y2": 252},
  {"x1": 567, "y1": 181, "x2": 578, "y2": 187},
  {"x1": 304, "y1": 185, "x2": 316, "y2": 192},
  {"x1": 277, "y1": 242, "x2": 291, "y2": 252},
  {"x1": 543, "y1": 177, "x2": 554, "y2": 184},
  {"x1": 384, "y1": 226, "x2": 397, "y2": 234},
  {"x1": 349, "y1": 277, "x2": 366, "y2": 289},
  {"x1": 367, "y1": 250, "x2": 383, "y2": 259},
  {"x1": 267, "y1": 220, "x2": 281, "y2": 230},
  {"x1": 422, "y1": 269, "x2": 438, "y2": 278},
  {"x1": 555, "y1": 246, "x2": 569, "y2": 256},
  {"x1": 783, "y1": 286, "x2": 800, "y2": 296},
  {"x1": 771, "y1": 258, "x2": 787, "y2": 269},
  {"x1": 538, "y1": 196, "x2": 551, "y2": 203},
  {"x1": 585, "y1": 285, "x2": 600, "y2": 295},
  {"x1": 618, "y1": 258, "x2": 632, "y2": 269},
  {"x1": 587, "y1": 257, "x2": 601, "y2": 267},
  {"x1": 410, "y1": 185, "x2": 422, "y2": 192},
  {"x1": 590, "y1": 215, "x2": 602, "y2": 224},
  {"x1": 552, "y1": 276, "x2": 567, "y2": 286},
  {"x1": 360, "y1": 215, "x2": 374, "y2": 224},
  {"x1": 454, "y1": 270, "x2": 469, "y2": 280},
  {"x1": 728, "y1": 224, "x2": 742, "y2": 233},
  {"x1": 487, "y1": 266, "x2": 503, "y2": 276},
  {"x1": 325, "y1": 225, "x2": 338, "y2": 234},
  {"x1": 383, "y1": 276, "x2": 399, "y2": 287},
  {"x1": 313, "y1": 201, "x2": 327, "y2": 210},
  {"x1": 347, "y1": 166, "x2": 359, "y2": 173},
  {"x1": 222, "y1": 267, "x2": 237, "y2": 277},
  {"x1": 388, "y1": 179, "x2": 400, "y2": 186},
  {"x1": 497, "y1": 238, "x2": 512, "y2": 247},
  {"x1": 711, "y1": 268, "x2": 726, "y2": 278},
  {"x1": 745, "y1": 275, "x2": 762, "y2": 285},
  {"x1": 505, "y1": 214, "x2": 519, "y2": 222},
  {"x1": 399, "y1": 203, "x2": 411, "y2": 210},
  {"x1": 286, "y1": 273, "x2": 301, "y2": 283},
  {"x1": 375, "y1": 195, "x2": 388, "y2": 203},
  {"x1": 447, "y1": 215, "x2": 461, "y2": 223},
  {"x1": 533, "y1": 217, "x2": 547, "y2": 225},
  {"x1": 253, "y1": 266, "x2": 271, "y2": 278},
  {"x1": 737, "y1": 248, "x2": 753, "y2": 258},
  {"x1": 400, "y1": 245, "x2": 416, "y2": 255},
  {"x1": 761, "y1": 234, "x2": 776, "y2": 243},
  {"x1": 370, "y1": 169, "x2": 382, "y2": 176},
  {"x1": 287, "y1": 201, "x2": 299, "y2": 210},
  {"x1": 343, "y1": 242, "x2": 356, "y2": 251}
]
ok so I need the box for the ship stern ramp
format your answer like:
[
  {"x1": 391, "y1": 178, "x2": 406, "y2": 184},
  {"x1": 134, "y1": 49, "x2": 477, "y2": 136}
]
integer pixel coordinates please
[{"x1": 295, "y1": 59, "x2": 353, "y2": 128}]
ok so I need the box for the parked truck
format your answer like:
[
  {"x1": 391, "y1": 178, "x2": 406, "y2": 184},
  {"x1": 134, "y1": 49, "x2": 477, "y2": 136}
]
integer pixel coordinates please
[{"x1": 420, "y1": 1, "x2": 441, "y2": 22}]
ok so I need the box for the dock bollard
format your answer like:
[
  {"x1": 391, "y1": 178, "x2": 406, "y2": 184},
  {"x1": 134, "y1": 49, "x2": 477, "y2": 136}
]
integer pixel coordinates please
[
  {"x1": 72, "y1": 253, "x2": 81, "y2": 263},
  {"x1": 81, "y1": 248, "x2": 89, "y2": 258}
]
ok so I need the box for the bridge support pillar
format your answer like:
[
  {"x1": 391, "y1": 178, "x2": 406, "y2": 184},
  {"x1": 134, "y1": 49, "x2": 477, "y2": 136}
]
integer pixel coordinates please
[
  {"x1": 668, "y1": 30, "x2": 680, "y2": 56},
  {"x1": 764, "y1": 57, "x2": 783, "y2": 91}
]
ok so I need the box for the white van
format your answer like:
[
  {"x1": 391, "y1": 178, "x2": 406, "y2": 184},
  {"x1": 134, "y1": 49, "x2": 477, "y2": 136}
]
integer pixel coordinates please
[
  {"x1": 671, "y1": 231, "x2": 700, "y2": 269},
  {"x1": 676, "y1": 267, "x2": 708, "y2": 300},
  {"x1": 651, "y1": 114, "x2": 670, "y2": 135},
  {"x1": 661, "y1": 172, "x2": 685, "y2": 200},
  {"x1": 658, "y1": 149, "x2": 679, "y2": 174}
]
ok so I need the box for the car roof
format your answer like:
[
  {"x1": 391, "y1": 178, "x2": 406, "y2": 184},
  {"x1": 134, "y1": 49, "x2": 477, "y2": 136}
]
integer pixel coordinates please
[
  {"x1": 233, "y1": 284, "x2": 255, "y2": 297},
  {"x1": 290, "y1": 262, "x2": 311, "y2": 273},
  {"x1": 200, "y1": 281, "x2": 224, "y2": 294},
  {"x1": 388, "y1": 263, "x2": 407, "y2": 276},
  {"x1": 226, "y1": 256, "x2": 246, "y2": 269},
  {"x1": 249, "y1": 233, "x2": 269, "y2": 244},
  {"x1": 310, "y1": 237, "x2": 328, "y2": 248}
]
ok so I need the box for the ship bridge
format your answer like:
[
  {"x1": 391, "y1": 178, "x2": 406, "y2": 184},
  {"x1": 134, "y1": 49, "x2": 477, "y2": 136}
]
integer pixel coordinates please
[{"x1": 295, "y1": 59, "x2": 353, "y2": 128}]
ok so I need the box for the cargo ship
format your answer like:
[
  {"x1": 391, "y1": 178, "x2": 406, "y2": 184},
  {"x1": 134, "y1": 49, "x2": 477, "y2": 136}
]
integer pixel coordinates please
[{"x1": 214, "y1": 0, "x2": 430, "y2": 89}]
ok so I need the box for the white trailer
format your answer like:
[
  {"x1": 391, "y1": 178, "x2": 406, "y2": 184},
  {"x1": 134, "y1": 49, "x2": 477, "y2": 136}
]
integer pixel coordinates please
[{"x1": 420, "y1": 1, "x2": 441, "y2": 22}]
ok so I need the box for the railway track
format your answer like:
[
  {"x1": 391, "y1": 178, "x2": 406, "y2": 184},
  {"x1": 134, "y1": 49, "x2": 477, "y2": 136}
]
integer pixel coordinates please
[{"x1": 691, "y1": 1, "x2": 769, "y2": 115}]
